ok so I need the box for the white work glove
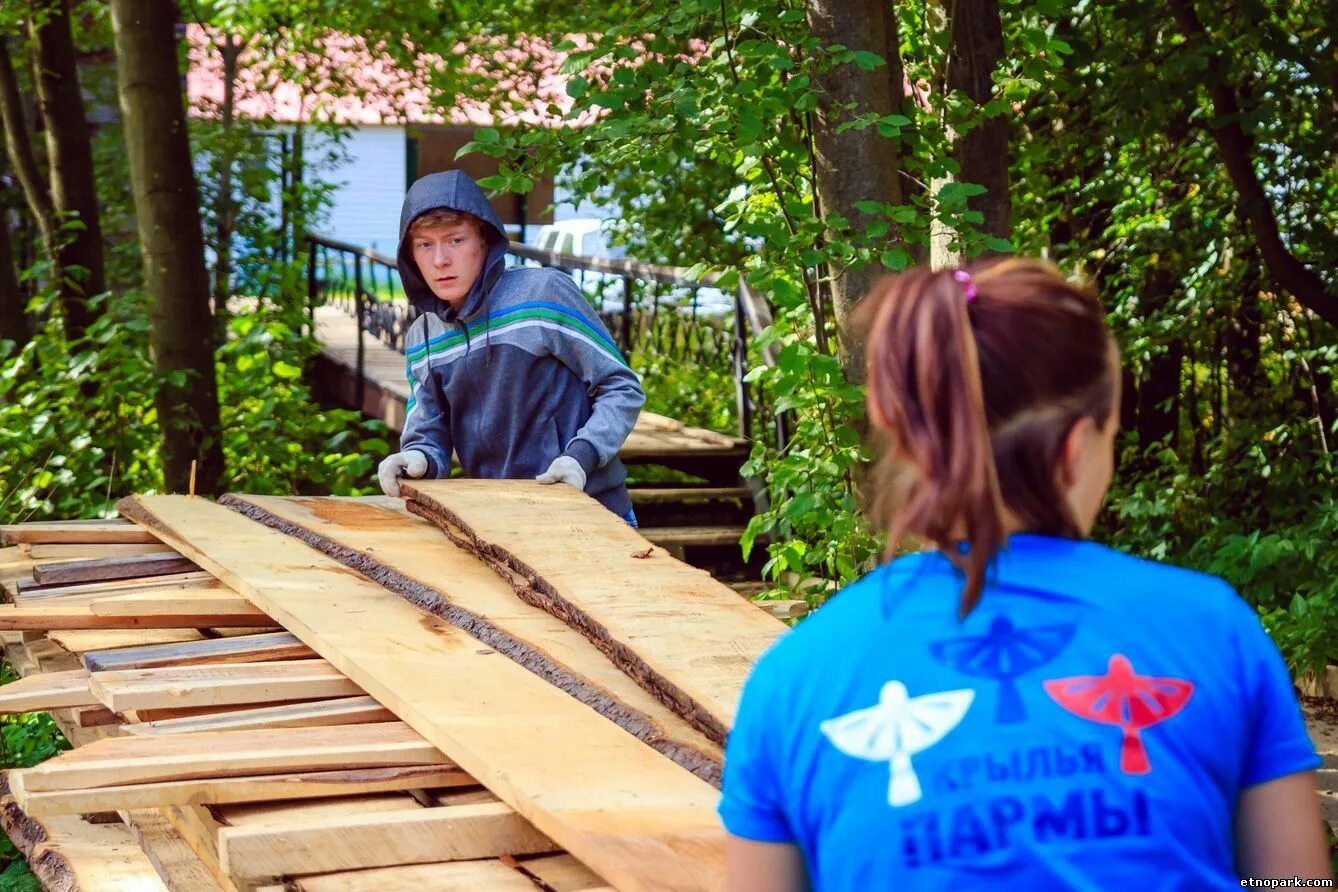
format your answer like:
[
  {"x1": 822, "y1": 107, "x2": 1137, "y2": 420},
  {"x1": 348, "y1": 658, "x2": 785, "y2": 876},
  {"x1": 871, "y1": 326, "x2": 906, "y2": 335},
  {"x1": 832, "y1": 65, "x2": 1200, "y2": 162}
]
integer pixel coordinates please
[
  {"x1": 536, "y1": 455, "x2": 586, "y2": 491},
  {"x1": 377, "y1": 450, "x2": 429, "y2": 498}
]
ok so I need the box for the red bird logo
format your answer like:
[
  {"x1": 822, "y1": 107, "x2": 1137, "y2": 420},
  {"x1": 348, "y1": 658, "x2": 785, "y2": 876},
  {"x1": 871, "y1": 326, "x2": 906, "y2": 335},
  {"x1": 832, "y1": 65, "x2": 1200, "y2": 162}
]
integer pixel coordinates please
[{"x1": 1043, "y1": 655, "x2": 1194, "y2": 774}]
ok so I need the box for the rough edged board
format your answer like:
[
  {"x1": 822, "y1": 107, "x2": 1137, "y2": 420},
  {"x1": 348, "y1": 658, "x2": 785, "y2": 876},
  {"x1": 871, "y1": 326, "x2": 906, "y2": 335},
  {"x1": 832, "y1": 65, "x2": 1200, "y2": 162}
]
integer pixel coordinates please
[
  {"x1": 88, "y1": 659, "x2": 363, "y2": 711},
  {"x1": 220, "y1": 801, "x2": 557, "y2": 879},
  {"x1": 13, "y1": 765, "x2": 468, "y2": 816},
  {"x1": 119, "y1": 494, "x2": 725, "y2": 892},
  {"x1": 123, "y1": 696, "x2": 395, "y2": 736},
  {"x1": 1, "y1": 519, "x2": 160, "y2": 545},
  {"x1": 223, "y1": 494, "x2": 722, "y2": 783},
  {"x1": 402, "y1": 480, "x2": 783, "y2": 744},
  {"x1": 82, "y1": 631, "x2": 313, "y2": 673},
  {"x1": 0, "y1": 773, "x2": 170, "y2": 892},
  {"x1": 21, "y1": 818, "x2": 169, "y2": 892},
  {"x1": 31, "y1": 552, "x2": 198, "y2": 587},
  {"x1": 0, "y1": 667, "x2": 97, "y2": 713},
  {"x1": 14, "y1": 721, "x2": 444, "y2": 792}
]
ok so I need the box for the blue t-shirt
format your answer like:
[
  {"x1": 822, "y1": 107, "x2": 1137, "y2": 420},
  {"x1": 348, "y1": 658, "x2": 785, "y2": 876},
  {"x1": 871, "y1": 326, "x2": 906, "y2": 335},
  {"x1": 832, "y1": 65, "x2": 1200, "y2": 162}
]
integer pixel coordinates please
[{"x1": 719, "y1": 535, "x2": 1319, "y2": 890}]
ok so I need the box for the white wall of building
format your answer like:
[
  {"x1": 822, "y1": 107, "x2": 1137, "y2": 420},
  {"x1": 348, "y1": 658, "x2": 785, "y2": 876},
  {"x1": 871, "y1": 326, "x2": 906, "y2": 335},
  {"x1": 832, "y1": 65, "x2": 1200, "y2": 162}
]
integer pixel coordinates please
[{"x1": 307, "y1": 125, "x2": 406, "y2": 253}]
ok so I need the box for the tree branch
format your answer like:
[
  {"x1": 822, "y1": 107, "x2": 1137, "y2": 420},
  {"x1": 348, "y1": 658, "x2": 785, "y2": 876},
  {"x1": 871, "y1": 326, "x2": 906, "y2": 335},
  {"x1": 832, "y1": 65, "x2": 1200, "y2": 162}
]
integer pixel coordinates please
[
  {"x1": 1167, "y1": 0, "x2": 1338, "y2": 327},
  {"x1": 0, "y1": 39, "x2": 57, "y2": 254}
]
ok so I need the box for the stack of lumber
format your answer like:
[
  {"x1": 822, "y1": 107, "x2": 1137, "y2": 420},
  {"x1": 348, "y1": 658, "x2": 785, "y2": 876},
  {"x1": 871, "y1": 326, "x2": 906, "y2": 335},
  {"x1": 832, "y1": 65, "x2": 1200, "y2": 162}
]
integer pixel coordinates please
[{"x1": 0, "y1": 482, "x2": 787, "y2": 891}]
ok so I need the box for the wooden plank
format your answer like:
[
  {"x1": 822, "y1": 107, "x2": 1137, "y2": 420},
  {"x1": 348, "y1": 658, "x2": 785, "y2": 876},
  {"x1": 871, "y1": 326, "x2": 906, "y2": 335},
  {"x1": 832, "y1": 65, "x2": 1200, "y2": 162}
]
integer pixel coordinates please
[
  {"x1": 217, "y1": 792, "x2": 421, "y2": 828},
  {"x1": 402, "y1": 480, "x2": 783, "y2": 745},
  {"x1": 27, "y1": 543, "x2": 173, "y2": 560},
  {"x1": 123, "y1": 808, "x2": 230, "y2": 892},
  {"x1": 22, "y1": 817, "x2": 170, "y2": 892},
  {"x1": 50, "y1": 628, "x2": 205, "y2": 654},
  {"x1": 14, "y1": 722, "x2": 446, "y2": 792},
  {"x1": 0, "y1": 773, "x2": 171, "y2": 892},
  {"x1": 88, "y1": 590, "x2": 266, "y2": 618},
  {"x1": 74, "y1": 705, "x2": 122, "y2": 727},
  {"x1": 220, "y1": 802, "x2": 556, "y2": 879},
  {"x1": 292, "y1": 860, "x2": 541, "y2": 892},
  {"x1": 156, "y1": 804, "x2": 239, "y2": 892},
  {"x1": 31, "y1": 552, "x2": 198, "y2": 587},
  {"x1": 1, "y1": 519, "x2": 160, "y2": 545},
  {"x1": 119, "y1": 494, "x2": 726, "y2": 892},
  {"x1": 521, "y1": 854, "x2": 617, "y2": 891},
  {"x1": 222, "y1": 495, "x2": 721, "y2": 782},
  {"x1": 15, "y1": 572, "x2": 217, "y2": 602},
  {"x1": 123, "y1": 696, "x2": 396, "y2": 736},
  {"x1": 88, "y1": 659, "x2": 363, "y2": 711},
  {"x1": 0, "y1": 667, "x2": 97, "y2": 712},
  {"x1": 83, "y1": 631, "x2": 313, "y2": 672},
  {"x1": 13, "y1": 764, "x2": 468, "y2": 816},
  {"x1": 628, "y1": 486, "x2": 751, "y2": 504},
  {"x1": 0, "y1": 601, "x2": 273, "y2": 630},
  {"x1": 126, "y1": 701, "x2": 302, "y2": 724}
]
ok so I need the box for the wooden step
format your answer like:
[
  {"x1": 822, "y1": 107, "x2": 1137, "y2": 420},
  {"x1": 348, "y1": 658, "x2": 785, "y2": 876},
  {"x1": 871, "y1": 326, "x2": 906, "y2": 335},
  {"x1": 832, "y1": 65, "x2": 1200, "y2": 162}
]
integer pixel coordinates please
[
  {"x1": 641, "y1": 525, "x2": 746, "y2": 548},
  {"x1": 629, "y1": 486, "x2": 751, "y2": 504}
]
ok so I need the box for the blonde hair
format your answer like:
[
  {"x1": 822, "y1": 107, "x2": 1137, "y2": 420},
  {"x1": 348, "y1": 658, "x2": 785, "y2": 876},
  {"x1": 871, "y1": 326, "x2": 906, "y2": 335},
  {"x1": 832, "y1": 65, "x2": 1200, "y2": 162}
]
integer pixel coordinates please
[{"x1": 408, "y1": 209, "x2": 486, "y2": 239}]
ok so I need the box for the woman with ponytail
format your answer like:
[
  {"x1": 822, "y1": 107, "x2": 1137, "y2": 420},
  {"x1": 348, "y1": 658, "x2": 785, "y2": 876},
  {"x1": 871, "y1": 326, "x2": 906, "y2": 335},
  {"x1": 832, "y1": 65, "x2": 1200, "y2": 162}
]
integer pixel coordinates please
[{"x1": 720, "y1": 259, "x2": 1328, "y2": 890}]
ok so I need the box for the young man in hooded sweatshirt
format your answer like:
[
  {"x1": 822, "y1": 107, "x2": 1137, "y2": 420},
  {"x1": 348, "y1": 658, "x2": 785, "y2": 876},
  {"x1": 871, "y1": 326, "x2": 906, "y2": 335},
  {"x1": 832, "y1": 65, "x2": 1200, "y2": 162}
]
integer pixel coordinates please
[{"x1": 376, "y1": 170, "x2": 646, "y2": 524}]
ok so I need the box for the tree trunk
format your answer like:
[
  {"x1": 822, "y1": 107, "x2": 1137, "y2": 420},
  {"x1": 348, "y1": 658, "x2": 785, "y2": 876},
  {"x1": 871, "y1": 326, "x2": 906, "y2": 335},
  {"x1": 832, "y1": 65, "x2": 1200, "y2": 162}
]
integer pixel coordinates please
[
  {"x1": 0, "y1": 40, "x2": 58, "y2": 264},
  {"x1": 212, "y1": 33, "x2": 242, "y2": 346},
  {"x1": 1167, "y1": 0, "x2": 1338, "y2": 327},
  {"x1": 947, "y1": 0, "x2": 1010, "y2": 242},
  {"x1": 110, "y1": 0, "x2": 224, "y2": 495},
  {"x1": 1134, "y1": 268, "x2": 1183, "y2": 454},
  {"x1": 0, "y1": 208, "x2": 28, "y2": 346},
  {"x1": 31, "y1": 0, "x2": 106, "y2": 341},
  {"x1": 1226, "y1": 256, "x2": 1264, "y2": 425},
  {"x1": 806, "y1": 0, "x2": 905, "y2": 385}
]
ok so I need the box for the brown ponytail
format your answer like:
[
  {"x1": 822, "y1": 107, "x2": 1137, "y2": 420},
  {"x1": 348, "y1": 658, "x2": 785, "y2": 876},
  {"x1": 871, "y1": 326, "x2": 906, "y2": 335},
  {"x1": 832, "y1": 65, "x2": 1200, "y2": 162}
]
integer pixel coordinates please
[{"x1": 863, "y1": 258, "x2": 1116, "y2": 617}]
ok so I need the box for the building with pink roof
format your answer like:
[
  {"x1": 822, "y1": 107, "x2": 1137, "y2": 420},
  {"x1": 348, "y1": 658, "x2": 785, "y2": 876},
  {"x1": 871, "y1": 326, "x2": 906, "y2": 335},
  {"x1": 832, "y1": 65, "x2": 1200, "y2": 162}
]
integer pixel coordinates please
[{"x1": 186, "y1": 26, "x2": 594, "y2": 250}]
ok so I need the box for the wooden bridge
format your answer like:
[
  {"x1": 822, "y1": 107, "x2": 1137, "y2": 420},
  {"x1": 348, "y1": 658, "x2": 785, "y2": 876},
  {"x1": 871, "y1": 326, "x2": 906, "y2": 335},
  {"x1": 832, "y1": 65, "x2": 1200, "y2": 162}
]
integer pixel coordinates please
[{"x1": 304, "y1": 235, "x2": 775, "y2": 587}]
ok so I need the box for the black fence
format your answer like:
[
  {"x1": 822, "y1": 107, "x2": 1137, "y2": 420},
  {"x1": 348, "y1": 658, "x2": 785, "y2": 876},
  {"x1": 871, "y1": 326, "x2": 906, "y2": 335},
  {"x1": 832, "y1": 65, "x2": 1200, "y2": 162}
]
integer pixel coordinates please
[{"x1": 305, "y1": 232, "x2": 770, "y2": 441}]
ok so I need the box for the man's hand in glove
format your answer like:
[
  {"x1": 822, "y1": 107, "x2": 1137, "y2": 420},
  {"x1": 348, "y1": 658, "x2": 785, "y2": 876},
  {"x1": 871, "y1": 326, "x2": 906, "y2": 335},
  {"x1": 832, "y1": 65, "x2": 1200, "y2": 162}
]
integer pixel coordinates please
[
  {"x1": 536, "y1": 455, "x2": 587, "y2": 491},
  {"x1": 377, "y1": 450, "x2": 429, "y2": 498}
]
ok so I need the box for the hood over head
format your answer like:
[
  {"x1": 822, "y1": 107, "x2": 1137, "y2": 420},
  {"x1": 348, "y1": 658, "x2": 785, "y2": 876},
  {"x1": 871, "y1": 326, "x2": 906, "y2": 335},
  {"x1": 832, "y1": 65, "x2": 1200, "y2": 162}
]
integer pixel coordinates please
[{"x1": 397, "y1": 170, "x2": 510, "y2": 320}]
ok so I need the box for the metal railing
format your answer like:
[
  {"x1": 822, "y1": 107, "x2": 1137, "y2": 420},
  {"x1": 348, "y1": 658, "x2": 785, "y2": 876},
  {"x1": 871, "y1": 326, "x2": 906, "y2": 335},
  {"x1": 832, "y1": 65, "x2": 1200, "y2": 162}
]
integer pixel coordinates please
[{"x1": 305, "y1": 232, "x2": 772, "y2": 441}]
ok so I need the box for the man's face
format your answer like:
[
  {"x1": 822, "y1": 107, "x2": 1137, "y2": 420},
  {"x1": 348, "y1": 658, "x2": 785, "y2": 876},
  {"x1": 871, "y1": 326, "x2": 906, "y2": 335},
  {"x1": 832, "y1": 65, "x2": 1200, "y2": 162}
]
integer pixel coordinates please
[{"x1": 410, "y1": 221, "x2": 487, "y2": 310}]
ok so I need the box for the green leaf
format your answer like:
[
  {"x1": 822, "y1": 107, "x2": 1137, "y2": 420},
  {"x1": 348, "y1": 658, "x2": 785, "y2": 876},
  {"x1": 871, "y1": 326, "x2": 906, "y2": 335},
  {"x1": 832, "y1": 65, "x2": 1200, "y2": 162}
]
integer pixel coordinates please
[
  {"x1": 272, "y1": 361, "x2": 302, "y2": 380},
  {"x1": 851, "y1": 50, "x2": 886, "y2": 71}
]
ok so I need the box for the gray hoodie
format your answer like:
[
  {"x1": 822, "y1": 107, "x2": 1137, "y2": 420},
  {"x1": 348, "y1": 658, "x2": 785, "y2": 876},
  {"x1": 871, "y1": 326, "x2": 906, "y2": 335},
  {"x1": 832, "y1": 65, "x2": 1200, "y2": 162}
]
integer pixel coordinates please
[{"x1": 397, "y1": 171, "x2": 644, "y2": 517}]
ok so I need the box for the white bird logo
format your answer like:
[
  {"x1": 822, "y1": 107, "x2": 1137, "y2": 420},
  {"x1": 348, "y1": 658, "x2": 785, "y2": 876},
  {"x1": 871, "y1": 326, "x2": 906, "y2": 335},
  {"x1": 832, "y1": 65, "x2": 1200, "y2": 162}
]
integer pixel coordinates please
[{"x1": 820, "y1": 680, "x2": 975, "y2": 807}]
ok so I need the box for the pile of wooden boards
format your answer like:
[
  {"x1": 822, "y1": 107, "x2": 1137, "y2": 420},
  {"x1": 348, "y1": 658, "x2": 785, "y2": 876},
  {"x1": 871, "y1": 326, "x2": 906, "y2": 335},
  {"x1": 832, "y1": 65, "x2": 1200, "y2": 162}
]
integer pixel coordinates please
[{"x1": 0, "y1": 481, "x2": 788, "y2": 891}]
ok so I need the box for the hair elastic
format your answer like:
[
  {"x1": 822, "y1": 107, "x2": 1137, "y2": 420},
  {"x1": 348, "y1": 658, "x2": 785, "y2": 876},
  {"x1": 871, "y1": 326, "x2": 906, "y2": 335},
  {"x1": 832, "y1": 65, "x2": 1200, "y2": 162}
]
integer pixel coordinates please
[{"x1": 953, "y1": 269, "x2": 978, "y2": 303}]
